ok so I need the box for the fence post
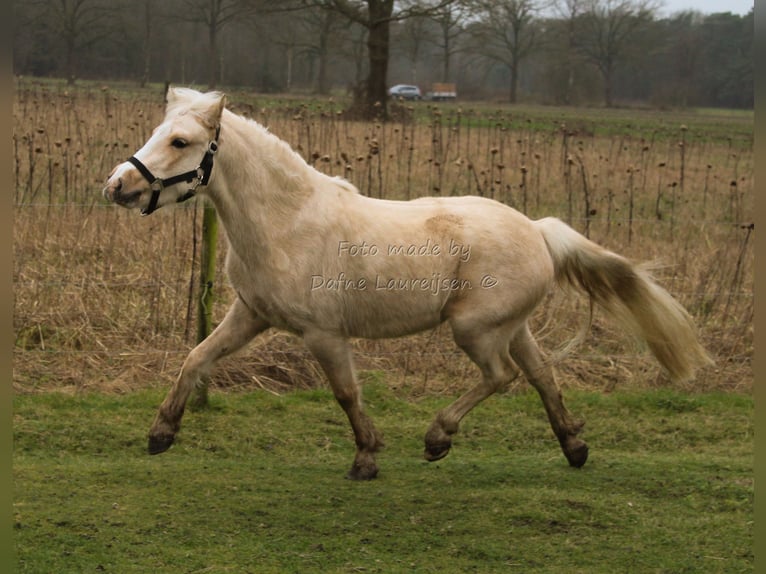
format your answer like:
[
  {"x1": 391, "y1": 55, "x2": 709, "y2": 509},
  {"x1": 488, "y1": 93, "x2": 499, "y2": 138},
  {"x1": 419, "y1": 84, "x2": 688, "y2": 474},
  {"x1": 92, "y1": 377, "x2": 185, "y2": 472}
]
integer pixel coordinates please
[{"x1": 190, "y1": 200, "x2": 218, "y2": 408}]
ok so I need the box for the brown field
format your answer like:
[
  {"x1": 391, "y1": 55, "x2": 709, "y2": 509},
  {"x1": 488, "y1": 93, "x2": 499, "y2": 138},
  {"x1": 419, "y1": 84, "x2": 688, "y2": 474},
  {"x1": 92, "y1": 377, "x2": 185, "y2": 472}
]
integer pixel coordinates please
[{"x1": 12, "y1": 78, "x2": 753, "y2": 396}]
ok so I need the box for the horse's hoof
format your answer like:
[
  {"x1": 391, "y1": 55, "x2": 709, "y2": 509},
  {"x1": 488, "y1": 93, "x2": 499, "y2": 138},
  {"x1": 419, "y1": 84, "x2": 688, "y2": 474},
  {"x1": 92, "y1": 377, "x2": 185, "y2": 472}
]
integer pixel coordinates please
[
  {"x1": 424, "y1": 442, "x2": 452, "y2": 462},
  {"x1": 148, "y1": 434, "x2": 174, "y2": 455},
  {"x1": 564, "y1": 440, "x2": 589, "y2": 468},
  {"x1": 347, "y1": 463, "x2": 379, "y2": 480}
]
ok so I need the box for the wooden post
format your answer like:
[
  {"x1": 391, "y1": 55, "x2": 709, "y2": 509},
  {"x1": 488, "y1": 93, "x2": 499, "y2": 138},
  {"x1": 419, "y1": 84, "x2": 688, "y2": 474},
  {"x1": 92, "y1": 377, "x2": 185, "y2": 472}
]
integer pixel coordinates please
[{"x1": 191, "y1": 200, "x2": 218, "y2": 408}]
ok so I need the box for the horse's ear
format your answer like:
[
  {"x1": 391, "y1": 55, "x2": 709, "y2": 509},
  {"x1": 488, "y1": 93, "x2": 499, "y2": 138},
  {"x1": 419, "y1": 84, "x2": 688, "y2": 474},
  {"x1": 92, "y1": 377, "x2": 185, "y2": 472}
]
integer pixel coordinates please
[
  {"x1": 207, "y1": 93, "x2": 227, "y2": 125},
  {"x1": 165, "y1": 85, "x2": 179, "y2": 105}
]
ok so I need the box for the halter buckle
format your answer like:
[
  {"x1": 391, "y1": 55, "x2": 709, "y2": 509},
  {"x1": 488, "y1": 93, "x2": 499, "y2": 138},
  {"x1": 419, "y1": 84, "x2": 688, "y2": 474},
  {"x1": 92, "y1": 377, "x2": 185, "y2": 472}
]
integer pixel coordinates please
[{"x1": 189, "y1": 167, "x2": 206, "y2": 191}]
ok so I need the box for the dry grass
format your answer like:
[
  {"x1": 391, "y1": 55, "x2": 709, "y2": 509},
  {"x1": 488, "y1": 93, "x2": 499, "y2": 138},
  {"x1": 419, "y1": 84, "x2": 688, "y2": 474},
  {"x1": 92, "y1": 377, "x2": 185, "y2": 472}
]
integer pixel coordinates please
[{"x1": 12, "y1": 78, "x2": 753, "y2": 396}]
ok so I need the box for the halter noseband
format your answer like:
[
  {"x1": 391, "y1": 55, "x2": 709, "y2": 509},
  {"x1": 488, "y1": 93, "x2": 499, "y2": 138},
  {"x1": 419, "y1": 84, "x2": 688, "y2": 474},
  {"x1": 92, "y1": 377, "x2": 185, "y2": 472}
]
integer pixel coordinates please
[{"x1": 128, "y1": 125, "x2": 220, "y2": 216}]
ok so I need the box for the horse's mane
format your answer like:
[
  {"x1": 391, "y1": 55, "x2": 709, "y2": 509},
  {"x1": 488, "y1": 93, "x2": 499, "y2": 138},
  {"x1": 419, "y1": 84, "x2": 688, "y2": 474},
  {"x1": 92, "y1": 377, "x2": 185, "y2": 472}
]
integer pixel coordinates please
[{"x1": 227, "y1": 102, "x2": 360, "y2": 196}]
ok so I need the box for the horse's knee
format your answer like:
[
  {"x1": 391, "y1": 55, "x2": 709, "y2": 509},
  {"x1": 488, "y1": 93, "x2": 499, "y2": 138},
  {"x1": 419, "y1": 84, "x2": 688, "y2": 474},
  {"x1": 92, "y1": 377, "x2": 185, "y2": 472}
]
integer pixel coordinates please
[{"x1": 180, "y1": 347, "x2": 212, "y2": 381}]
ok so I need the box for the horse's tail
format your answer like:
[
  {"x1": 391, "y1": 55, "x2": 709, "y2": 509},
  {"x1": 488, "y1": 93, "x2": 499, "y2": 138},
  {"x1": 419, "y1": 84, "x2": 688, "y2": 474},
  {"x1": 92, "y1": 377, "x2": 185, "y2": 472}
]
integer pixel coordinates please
[{"x1": 535, "y1": 217, "x2": 712, "y2": 383}]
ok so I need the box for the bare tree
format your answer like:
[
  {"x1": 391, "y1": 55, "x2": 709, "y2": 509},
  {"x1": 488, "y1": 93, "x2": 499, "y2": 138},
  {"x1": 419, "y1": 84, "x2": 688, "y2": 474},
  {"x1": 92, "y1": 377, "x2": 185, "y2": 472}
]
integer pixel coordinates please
[
  {"x1": 139, "y1": 0, "x2": 156, "y2": 87},
  {"x1": 468, "y1": 0, "x2": 543, "y2": 103},
  {"x1": 290, "y1": 6, "x2": 348, "y2": 94},
  {"x1": 573, "y1": 0, "x2": 657, "y2": 107},
  {"x1": 266, "y1": 14, "x2": 304, "y2": 91},
  {"x1": 428, "y1": 0, "x2": 471, "y2": 82},
  {"x1": 345, "y1": 23, "x2": 371, "y2": 87},
  {"x1": 177, "y1": 0, "x2": 260, "y2": 89},
  {"x1": 37, "y1": 0, "x2": 115, "y2": 84},
  {"x1": 395, "y1": 15, "x2": 433, "y2": 84},
  {"x1": 310, "y1": 8, "x2": 346, "y2": 93},
  {"x1": 656, "y1": 11, "x2": 703, "y2": 107},
  {"x1": 305, "y1": 0, "x2": 456, "y2": 119},
  {"x1": 552, "y1": 0, "x2": 583, "y2": 104}
]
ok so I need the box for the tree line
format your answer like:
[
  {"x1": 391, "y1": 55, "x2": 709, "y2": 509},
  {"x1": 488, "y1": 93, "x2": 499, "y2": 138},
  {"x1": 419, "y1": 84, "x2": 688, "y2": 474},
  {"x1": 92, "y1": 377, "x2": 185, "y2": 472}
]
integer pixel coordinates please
[{"x1": 14, "y1": 0, "x2": 753, "y2": 116}]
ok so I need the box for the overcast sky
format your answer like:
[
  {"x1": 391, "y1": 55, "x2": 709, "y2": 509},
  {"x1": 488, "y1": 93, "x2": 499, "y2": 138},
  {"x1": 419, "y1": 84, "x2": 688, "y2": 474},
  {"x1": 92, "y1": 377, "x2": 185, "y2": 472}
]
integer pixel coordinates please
[{"x1": 659, "y1": 0, "x2": 753, "y2": 16}]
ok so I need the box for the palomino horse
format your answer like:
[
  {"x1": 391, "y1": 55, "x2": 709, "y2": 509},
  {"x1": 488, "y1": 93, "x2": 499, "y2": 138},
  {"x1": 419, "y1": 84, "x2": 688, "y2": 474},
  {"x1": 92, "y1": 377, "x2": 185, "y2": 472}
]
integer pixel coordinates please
[{"x1": 103, "y1": 88, "x2": 712, "y2": 479}]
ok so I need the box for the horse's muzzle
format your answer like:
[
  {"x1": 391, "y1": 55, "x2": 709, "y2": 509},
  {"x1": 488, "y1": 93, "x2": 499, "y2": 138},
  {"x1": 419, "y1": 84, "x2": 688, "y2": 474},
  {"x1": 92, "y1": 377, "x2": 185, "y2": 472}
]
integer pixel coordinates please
[{"x1": 103, "y1": 175, "x2": 143, "y2": 208}]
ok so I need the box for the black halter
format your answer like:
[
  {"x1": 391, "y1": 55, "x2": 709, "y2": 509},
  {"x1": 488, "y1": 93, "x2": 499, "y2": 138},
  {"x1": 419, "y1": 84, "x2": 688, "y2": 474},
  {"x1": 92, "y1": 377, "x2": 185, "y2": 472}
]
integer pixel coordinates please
[{"x1": 128, "y1": 125, "x2": 220, "y2": 216}]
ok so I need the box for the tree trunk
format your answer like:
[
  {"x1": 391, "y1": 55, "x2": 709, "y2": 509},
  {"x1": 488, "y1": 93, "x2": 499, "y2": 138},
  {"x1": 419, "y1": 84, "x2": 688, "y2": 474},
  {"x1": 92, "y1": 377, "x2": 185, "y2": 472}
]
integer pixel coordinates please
[
  {"x1": 442, "y1": 28, "x2": 450, "y2": 82},
  {"x1": 208, "y1": 20, "x2": 219, "y2": 90},
  {"x1": 509, "y1": 64, "x2": 518, "y2": 103},
  {"x1": 316, "y1": 11, "x2": 333, "y2": 94},
  {"x1": 286, "y1": 45, "x2": 294, "y2": 92},
  {"x1": 317, "y1": 55, "x2": 328, "y2": 94},
  {"x1": 366, "y1": 24, "x2": 389, "y2": 118},
  {"x1": 365, "y1": 0, "x2": 393, "y2": 119},
  {"x1": 565, "y1": 16, "x2": 576, "y2": 105},
  {"x1": 354, "y1": 28, "x2": 366, "y2": 85},
  {"x1": 603, "y1": 65, "x2": 613, "y2": 107},
  {"x1": 140, "y1": 0, "x2": 152, "y2": 88},
  {"x1": 65, "y1": 36, "x2": 76, "y2": 85}
]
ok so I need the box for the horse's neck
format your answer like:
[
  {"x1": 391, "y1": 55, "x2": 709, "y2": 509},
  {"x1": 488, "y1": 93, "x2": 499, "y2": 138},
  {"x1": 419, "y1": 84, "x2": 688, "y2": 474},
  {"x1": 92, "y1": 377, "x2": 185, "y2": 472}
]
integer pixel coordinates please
[{"x1": 207, "y1": 112, "x2": 326, "y2": 258}]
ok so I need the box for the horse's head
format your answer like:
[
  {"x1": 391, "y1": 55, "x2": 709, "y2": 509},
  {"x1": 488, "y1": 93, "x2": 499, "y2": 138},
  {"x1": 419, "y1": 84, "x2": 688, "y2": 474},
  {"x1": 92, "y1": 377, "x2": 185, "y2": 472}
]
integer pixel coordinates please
[{"x1": 103, "y1": 87, "x2": 226, "y2": 215}]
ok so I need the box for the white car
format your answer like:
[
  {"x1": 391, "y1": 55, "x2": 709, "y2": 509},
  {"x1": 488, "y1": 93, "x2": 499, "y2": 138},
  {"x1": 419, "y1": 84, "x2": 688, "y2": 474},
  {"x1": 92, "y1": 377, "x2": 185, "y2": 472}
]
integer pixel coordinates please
[{"x1": 388, "y1": 84, "x2": 422, "y2": 100}]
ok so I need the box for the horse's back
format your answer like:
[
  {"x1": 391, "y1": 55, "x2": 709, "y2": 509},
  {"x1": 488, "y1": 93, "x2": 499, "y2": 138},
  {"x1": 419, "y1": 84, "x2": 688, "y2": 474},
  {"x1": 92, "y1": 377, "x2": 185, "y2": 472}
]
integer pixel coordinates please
[
  {"x1": 355, "y1": 193, "x2": 538, "y2": 242},
  {"x1": 355, "y1": 193, "x2": 551, "y2": 273},
  {"x1": 344, "y1": 193, "x2": 556, "y2": 326}
]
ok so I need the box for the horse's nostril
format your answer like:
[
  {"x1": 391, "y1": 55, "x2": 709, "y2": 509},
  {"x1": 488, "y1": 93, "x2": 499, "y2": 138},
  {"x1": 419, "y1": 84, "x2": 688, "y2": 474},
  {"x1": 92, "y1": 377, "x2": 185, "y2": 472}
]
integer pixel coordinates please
[{"x1": 103, "y1": 177, "x2": 125, "y2": 202}]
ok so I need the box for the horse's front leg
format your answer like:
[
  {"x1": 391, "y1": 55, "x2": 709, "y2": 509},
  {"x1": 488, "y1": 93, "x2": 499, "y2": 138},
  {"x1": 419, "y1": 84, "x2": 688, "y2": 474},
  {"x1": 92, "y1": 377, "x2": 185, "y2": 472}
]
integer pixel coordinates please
[
  {"x1": 148, "y1": 298, "x2": 270, "y2": 454},
  {"x1": 304, "y1": 332, "x2": 384, "y2": 480}
]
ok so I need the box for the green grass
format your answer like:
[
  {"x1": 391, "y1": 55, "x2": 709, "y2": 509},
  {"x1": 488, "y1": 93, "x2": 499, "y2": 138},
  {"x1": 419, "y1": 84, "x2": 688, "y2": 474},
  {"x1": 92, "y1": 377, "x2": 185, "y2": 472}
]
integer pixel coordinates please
[
  {"x1": 14, "y1": 383, "x2": 753, "y2": 573},
  {"x1": 419, "y1": 103, "x2": 752, "y2": 146}
]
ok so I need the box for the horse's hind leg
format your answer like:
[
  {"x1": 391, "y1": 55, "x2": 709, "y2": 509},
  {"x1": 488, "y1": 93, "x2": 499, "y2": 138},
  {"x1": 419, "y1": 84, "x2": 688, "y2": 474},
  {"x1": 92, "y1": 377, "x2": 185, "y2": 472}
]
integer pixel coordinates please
[
  {"x1": 148, "y1": 298, "x2": 270, "y2": 454},
  {"x1": 304, "y1": 332, "x2": 383, "y2": 480},
  {"x1": 424, "y1": 324, "x2": 520, "y2": 462},
  {"x1": 509, "y1": 324, "x2": 588, "y2": 467}
]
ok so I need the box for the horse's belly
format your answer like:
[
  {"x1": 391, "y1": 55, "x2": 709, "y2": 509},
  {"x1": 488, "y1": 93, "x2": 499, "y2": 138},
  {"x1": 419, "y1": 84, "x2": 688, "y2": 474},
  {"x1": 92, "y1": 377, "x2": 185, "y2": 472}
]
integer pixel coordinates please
[
  {"x1": 343, "y1": 300, "x2": 444, "y2": 339},
  {"x1": 308, "y1": 265, "x2": 463, "y2": 338},
  {"x1": 236, "y1": 281, "x2": 447, "y2": 338}
]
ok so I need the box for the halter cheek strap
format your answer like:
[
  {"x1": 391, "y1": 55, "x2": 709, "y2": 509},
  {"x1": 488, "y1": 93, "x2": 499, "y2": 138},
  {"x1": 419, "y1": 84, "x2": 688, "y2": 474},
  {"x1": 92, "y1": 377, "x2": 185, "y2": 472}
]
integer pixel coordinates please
[{"x1": 128, "y1": 125, "x2": 220, "y2": 216}]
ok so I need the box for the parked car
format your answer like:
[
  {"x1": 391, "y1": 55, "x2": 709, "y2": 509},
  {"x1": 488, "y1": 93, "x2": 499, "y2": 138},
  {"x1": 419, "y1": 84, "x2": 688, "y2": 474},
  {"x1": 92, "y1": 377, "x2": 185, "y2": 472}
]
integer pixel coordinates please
[{"x1": 388, "y1": 84, "x2": 422, "y2": 100}]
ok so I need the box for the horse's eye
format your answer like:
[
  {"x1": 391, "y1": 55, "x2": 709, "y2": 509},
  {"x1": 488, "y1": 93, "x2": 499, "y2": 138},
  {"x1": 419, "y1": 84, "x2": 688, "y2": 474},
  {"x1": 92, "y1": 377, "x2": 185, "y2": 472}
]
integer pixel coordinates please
[{"x1": 171, "y1": 138, "x2": 188, "y2": 149}]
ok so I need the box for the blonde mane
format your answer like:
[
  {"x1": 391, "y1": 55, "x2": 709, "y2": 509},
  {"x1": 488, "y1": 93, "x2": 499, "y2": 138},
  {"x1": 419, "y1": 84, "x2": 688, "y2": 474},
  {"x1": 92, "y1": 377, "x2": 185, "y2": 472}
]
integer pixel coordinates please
[{"x1": 219, "y1": 105, "x2": 360, "y2": 199}]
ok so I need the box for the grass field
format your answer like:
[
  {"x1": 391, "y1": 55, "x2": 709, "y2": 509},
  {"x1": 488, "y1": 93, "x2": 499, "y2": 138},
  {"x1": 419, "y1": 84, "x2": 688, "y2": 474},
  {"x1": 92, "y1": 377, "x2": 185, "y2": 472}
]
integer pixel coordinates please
[{"x1": 13, "y1": 382, "x2": 753, "y2": 573}]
